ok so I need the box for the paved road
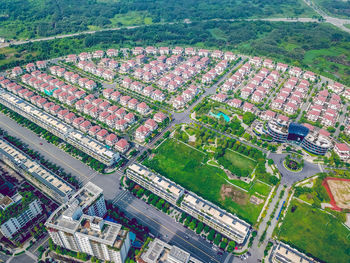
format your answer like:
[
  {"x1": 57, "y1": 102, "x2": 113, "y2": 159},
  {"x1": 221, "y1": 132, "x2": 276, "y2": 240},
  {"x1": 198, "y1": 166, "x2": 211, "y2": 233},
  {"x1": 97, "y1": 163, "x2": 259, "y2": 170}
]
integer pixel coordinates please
[
  {"x1": 114, "y1": 190, "x2": 225, "y2": 263},
  {"x1": 302, "y1": 0, "x2": 350, "y2": 33},
  {"x1": 270, "y1": 153, "x2": 321, "y2": 185},
  {"x1": 0, "y1": 112, "x2": 97, "y2": 183}
]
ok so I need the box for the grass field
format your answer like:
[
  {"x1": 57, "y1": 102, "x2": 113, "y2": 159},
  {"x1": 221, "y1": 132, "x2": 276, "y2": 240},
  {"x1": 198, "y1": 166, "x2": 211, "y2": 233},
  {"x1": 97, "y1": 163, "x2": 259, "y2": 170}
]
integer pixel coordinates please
[
  {"x1": 110, "y1": 11, "x2": 153, "y2": 27},
  {"x1": 277, "y1": 199, "x2": 350, "y2": 263},
  {"x1": 224, "y1": 149, "x2": 257, "y2": 172},
  {"x1": 144, "y1": 139, "x2": 267, "y2": 224}
]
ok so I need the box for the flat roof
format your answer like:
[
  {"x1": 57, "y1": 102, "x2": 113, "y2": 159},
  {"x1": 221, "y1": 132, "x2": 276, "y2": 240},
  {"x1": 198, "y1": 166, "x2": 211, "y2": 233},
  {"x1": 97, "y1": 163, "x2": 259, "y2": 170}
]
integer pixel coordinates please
[
  {"x1": 182, "y1": 192, "x2": 250, "y2": 238},
  {"x1": 273, "y1": 242, "x2": 315, "y2": 263},
  {"x1": 128, "y1": 164, "x2": 184, "y2": 199},
  {"x1": 0, "y1": 139, "x2": 74, "y2": 197}
]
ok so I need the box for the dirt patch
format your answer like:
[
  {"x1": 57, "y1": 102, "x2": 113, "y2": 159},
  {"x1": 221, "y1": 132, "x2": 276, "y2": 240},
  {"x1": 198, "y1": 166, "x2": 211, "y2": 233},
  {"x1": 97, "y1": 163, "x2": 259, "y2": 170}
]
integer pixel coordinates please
[
  {"x1": 250, "y1": 195, "x2": 264, "y2": 205},
  {"x1": 323, "y1": 178, "x2": 350, "y2": 211},
  {"x1": 220, "y1": 184, "x2": 248, "y2": 205}
]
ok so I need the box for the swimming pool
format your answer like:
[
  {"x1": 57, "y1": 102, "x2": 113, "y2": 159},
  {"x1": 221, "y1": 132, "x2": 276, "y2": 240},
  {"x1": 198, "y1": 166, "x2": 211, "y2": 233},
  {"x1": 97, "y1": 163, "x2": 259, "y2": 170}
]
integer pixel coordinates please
[{"x1": 209, "y1": 111, "x2": 230, "y2": 122}]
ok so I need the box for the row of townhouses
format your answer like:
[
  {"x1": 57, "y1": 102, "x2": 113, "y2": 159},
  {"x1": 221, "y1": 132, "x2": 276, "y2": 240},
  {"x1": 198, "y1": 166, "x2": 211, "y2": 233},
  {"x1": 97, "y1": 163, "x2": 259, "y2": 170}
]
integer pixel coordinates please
[{"x1": 126, "y1": 164, "x2": 251, "y2": 244}]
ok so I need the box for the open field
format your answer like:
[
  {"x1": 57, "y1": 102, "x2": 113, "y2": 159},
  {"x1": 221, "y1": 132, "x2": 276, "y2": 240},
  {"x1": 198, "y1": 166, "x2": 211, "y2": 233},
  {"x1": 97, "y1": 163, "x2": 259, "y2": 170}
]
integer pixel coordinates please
[
  {"x1": 277, "y1": 199, "x2": 350, "y2": 263},
  {"x1": 323, "y1": 178, "x2": 350, "y2": 210},
  {"x1": 110, "y1": 11, "x2": 153, "y2": 27},
  {"x1": 144, "y1": 139, "x2": 267, "y2": 224},
  {"x1": 219, "y1": 149, "x2": 257, "y2": 177}
]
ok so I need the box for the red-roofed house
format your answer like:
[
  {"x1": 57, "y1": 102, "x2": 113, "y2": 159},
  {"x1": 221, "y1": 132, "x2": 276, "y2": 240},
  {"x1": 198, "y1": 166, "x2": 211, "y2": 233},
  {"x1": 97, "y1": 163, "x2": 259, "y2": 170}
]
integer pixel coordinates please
[
  {"x1": 96, "y1": 129, "x2": 108, "y2": 141},
  {"x1": 284, "y1": 102, "x2": 298, "y2": 115},
  {"x1": 212, "y1": 93, "x2": 227, "y2": 103},
  {"x1": 128, "y1": 98, "x2": 139, "y2": 110},
  {"x1": 227, "y1": 99, "x2": 242, "y2": 109},
  {"x1": 261, "y1": 110, "x2": 276, "y2": 121},
  {"x1": 88, "y1": 125, "x2": 101, "y2": 137},
  {"x1": 115, "y1": 139, "x2": 129, "y2": 153},
  {"x1": 124, "y1": 113, "x2": 135, "y2": 123},
  {"x1": 73, "y1": 117, "x2": 84, "y2": 128},
  {"x1": 242, "y1": 102, "x2": 254, "y2": 113},
  {"x1": 135, "y1": 125, "x2": 151, "y2": 142},
  {"x1": 334, "y1": 143, "x2": 350, "y2": 160},
  {"x1": 145, "y1": 119, "x2": 158, "y2": 131},
  {"x1": 106, "y1": 114, "x2": 117, "y2": 127},
  {"x1": 80, "y1": 120, "x2": 91, "y2": 132},
  {"x1": 328, "y1": 82, "x2": 344, "y2": 94},
  {"x1": 307, "y1": 110, "x2": 320, "y2": 122},
  {"x1": 105, "y1": 134, "x2": 118, "y2": 147},
  {"x1": 115, "y1": 119, "x2": 128, "y2": 131},
  {"x1": 137, "y1": 102, "x2": 150, "y2": 115},
  {"x1": 153, "y1": 112, "x2": 167, "y2": 123}
]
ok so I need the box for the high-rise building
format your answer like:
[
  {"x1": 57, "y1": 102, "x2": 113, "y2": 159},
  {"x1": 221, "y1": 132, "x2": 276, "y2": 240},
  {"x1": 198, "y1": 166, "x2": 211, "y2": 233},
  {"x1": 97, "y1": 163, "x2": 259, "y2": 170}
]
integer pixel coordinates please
[{"x1": 45, "y1": 182, "x2": 131, "y2": 263}]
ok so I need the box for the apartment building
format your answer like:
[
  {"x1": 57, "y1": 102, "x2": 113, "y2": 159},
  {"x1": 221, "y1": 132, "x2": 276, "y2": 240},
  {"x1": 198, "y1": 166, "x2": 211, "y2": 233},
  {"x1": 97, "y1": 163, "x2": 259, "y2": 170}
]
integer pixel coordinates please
[
  {"x1": 180, "y1": 192, "x2": 250, "y2": 244},
  {"x1": 269, "y1": 242, "x2": 317, "y2": 263},
  {"x1": 138, "y1": 238, "x2": 202, "y2": 263},
  {"x1": 46, "y1": 182, "x2": 130, "y2": 263},
  {"x1": 0, "y1": 89, "x2": 119, "y2": 166},
  {"x1": 0, "y1": 139, "x2": 74, "y2": 203},
  {"x1": 126, "y1": 164, "x2": 251, "y2": 244},
  {"x1": 0, "y1": 193, "x2": 43, "y2": 239}
]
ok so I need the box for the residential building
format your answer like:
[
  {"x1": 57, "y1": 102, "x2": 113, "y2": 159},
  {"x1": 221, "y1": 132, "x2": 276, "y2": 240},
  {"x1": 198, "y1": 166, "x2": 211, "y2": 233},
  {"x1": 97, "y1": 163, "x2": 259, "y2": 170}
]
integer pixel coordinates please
[
  {"x1": 46, "y1": 182, "x2": 131, "y2": 263},
  {"x1": 334, "y1": 143, "x2": 350, "y2": 160},
  {"x1": 0, "y1": 90, "x2": 119, "y2": 166},
  {"x1": 126, "y1": 164, "x2": 251, "y2": 244},
  {"x1": 0, "y1": 139, "x2": 74, "y2": 204},
  {"x1": 138, "y1": 238, "x2": 202, "y2": 263},
  {"x1": 269, "y1": 242, "x2": 317, "y2": 263}
]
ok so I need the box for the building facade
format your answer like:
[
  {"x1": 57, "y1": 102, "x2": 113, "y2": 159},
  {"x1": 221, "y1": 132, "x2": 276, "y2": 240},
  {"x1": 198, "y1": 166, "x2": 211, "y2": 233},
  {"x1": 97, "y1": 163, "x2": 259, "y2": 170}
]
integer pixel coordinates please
[{"x1": 46, "y1": 182, "x2": 130, "y2": 263}]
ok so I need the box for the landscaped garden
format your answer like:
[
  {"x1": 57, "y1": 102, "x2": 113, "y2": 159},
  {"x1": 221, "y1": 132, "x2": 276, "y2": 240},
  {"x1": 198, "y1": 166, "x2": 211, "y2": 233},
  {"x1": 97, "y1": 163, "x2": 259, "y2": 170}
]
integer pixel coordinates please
[
  {"x1": 144, "y1": 138, "x2": 270, "y2": 224},
  {"x1": 276, "y1": 199, "x2": 350, "y2": 263},
  {"x1": 283, "y1": 155, "x2": 304, "y2": 172}
]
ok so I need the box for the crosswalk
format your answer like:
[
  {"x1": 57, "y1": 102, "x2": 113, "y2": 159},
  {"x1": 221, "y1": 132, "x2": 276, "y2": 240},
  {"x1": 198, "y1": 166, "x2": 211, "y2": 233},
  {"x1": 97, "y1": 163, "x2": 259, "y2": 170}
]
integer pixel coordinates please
[{"x1": 112, "y1": 190, "x2": 128, "y2": 205}]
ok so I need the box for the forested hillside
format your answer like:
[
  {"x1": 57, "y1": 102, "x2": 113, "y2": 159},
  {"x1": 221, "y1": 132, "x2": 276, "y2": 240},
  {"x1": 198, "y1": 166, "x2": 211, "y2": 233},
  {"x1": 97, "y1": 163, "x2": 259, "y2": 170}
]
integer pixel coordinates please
[
  {"x1": 315, "y1": 0, "x2": 350, "y2": 18},
  {"x1": 1, "y1": 21, "x2": 349, "y2": 85},
  {"x1": 0, "y1": 0, "x2": 315, "y2": 39}
]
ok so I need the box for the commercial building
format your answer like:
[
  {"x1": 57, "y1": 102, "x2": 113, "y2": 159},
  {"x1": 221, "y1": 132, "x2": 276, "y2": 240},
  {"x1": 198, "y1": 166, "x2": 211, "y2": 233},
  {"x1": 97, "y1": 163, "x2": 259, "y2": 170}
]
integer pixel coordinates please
[
  {"x1": 0, "y1": 89, "x2": 119, "y2": 166},
  {"x1": 0, "y1": 193, "x2": 43, "y2": 239},
  {"x1": 138, "y1": 238, "x2": 202, "y2": 263},
  {"x1": 269, "y1": 242, "x2": 317, "y2": 263},
  {"x1": 126, "y1": 164, "x2": 251, "y2": 244},
  {"x1": 264, "y1": 120, "x2": 332, "y2": 155},
  {"x1": 0, "y1": 138, "x2": 75, "y2": 203},
  {"x1": 46, "y1": 182, "x2": 131, "y2": 263}
]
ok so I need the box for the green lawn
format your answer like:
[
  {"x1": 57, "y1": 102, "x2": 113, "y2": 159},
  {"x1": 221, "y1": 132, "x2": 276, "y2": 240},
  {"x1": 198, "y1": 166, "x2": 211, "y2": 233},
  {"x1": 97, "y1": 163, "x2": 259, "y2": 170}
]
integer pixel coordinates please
[
  {"x1": 110, "y1": 11, "x2": 152, "y2": 27},
  {"x1": 217, "y1": 149, "x2": 257, "y2": 177},
  {"x1": 225, "y1": 150, "x2": 256, "y2": 171},
  {"x1": 144, "y1": 139, "x2": 266, "y2": 224},
  {"x1": 277, "y1": 199, "x2": 350, "y2": 263}
]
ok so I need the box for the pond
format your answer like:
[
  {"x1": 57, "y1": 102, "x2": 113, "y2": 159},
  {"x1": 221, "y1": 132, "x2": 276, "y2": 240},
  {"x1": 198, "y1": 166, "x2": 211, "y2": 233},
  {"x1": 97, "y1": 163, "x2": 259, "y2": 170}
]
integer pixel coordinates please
[{"x1": 209, "y1": 111, "x2": 230, "y2": 122}]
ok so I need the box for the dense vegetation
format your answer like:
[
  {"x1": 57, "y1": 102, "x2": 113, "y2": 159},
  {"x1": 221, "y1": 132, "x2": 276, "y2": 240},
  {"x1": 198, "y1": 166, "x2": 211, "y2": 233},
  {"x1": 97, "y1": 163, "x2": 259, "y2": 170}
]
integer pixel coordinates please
[
  {"x1": 315, "y1": 0, "x2": 350, "y2": 18},
  {"x1": 0, "y1": 0, "x2": 315, "y2": 39},
  {"x1": 1, "y1": 20, "x2": 349, "y2": 85}
]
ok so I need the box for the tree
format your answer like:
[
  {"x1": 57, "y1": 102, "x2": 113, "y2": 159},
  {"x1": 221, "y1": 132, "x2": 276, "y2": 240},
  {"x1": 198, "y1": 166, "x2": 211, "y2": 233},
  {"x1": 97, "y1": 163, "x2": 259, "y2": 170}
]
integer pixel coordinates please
[
  {"x1": 214, "y1": 233, "x2": 222, "y2": 246},
  {"x1": 227, "y1": 241, "x2": 236, "y2": 252},
  {"x1": 242, "y1": 112, "x2": 256, "y2": 125},
  {"x1": 207, "y1": 229, "x2": 215, "y2": 241},
  {"x1": 196, "y1": 222, "x2": 204, "y2": 234}
]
